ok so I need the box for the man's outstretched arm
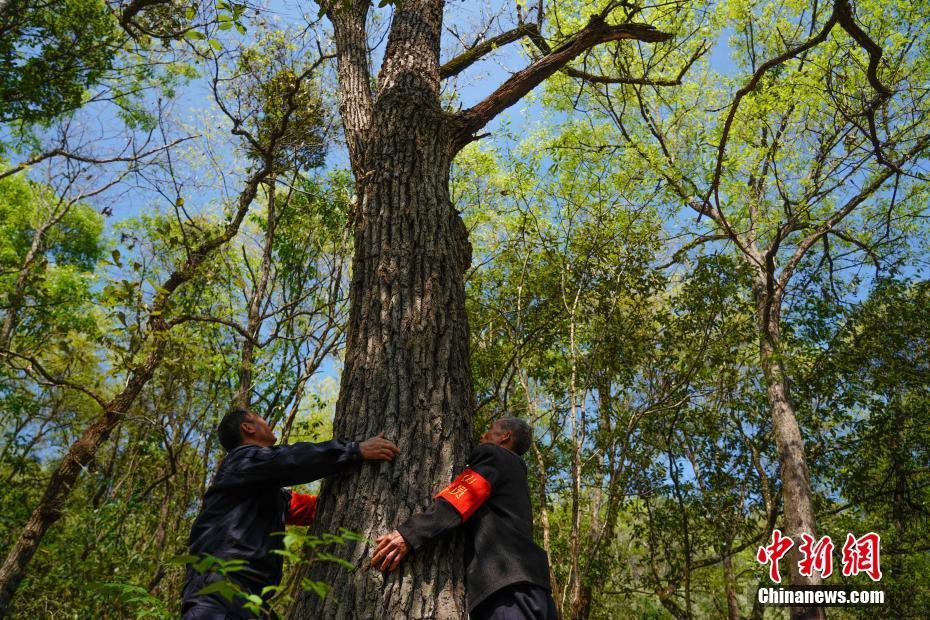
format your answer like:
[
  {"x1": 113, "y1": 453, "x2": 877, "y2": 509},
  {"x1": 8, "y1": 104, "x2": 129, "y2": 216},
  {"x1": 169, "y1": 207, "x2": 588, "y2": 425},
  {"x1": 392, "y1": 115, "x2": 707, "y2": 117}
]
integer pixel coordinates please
[
  {"x1": 371, "y1": 499, "x2": 462, "y2": 572},
  {"x1": 371, "y1": 444, "x2": 499, "y2": 571},
  {"x1": 221, "y1": 433, "x2": 400, "y2": 488}
]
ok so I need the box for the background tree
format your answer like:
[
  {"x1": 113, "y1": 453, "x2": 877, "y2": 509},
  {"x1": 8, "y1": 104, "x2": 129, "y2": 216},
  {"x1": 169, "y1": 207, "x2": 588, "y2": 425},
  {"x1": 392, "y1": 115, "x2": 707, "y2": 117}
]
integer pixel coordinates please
[
  {"x1": 797, "y1": 279, "x2": 930, "y2": 617},
  {"x1": 536, "y1": 0, "x2": 930, "y2": 616},
  {"x1": 0, "y1": 11, "x2": 335, "y2": 612}
]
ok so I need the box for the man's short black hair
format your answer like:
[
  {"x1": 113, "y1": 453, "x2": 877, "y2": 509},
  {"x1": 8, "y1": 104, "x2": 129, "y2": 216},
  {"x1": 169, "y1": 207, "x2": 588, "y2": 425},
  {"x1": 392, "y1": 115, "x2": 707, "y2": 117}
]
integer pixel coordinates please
[
  {"x1": 218, "y1": 407, "x2": 251, "y2": 452},
  {"x1": 498, "y1": 417, "x2": 532, "y2": 456}
]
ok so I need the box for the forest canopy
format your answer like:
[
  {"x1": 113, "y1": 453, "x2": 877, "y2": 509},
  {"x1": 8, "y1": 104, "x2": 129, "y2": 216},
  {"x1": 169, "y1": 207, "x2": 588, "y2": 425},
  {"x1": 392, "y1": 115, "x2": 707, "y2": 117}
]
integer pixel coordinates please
[{"x1": 0, "y1": 0, "x2": 927, "y2": 618}]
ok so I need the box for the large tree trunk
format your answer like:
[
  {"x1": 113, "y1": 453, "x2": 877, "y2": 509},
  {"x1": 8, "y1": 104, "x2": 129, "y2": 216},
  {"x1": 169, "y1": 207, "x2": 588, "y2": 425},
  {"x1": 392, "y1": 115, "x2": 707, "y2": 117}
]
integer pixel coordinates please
[
  {"x1": 286, "y1": 3, "x2": 672, "y2": 617},
  {"x1": 753, "y1": 277, "x2": 823, "y2": 620},
  {"x1": 290, "y1": 4, "x2": 474, "y2": 618}
]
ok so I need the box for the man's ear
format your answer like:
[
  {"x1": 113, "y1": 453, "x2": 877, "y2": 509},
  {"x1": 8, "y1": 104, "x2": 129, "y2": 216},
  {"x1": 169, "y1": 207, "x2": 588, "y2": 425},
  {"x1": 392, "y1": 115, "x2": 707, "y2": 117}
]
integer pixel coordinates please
[
  {"x1": 240, "y1": 419, "x2": 255, "y2": 439},
  {"x1": 501, "y1": 430, "x2": 512, "y2": 446}
]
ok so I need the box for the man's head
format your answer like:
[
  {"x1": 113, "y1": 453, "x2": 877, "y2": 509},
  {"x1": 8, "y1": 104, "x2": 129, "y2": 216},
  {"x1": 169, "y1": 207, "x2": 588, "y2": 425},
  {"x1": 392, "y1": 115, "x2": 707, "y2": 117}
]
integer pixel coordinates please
[
  {"x1": 217, "y1": 407, "x2": 277, "y2": 452},
  {"x1": 480, "y1": 417, "x2": 532, "y2": 456}
]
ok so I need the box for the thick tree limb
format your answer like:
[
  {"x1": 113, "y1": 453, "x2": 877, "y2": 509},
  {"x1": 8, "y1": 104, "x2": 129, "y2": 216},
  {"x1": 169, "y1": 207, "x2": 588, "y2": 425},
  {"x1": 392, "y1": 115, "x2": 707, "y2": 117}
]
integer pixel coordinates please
[
  {"x1": 832, "y1": 0, "x2": 900, "y2": 173},
  {"x1": 834, "y1": 0, "x2": 891, "y2": 99},
  {"x1": 455, "y1": 15, "x2": 671, "y2": 144},
  {"x1": 118, "y1": 0, "x2": 172, "y2": 31},
  {"x1": 326, "y1": 1, "x2": 374, "y2": 171},
  {"x1": 440, "y1": 23, "x2": 540, "y2": 80}
]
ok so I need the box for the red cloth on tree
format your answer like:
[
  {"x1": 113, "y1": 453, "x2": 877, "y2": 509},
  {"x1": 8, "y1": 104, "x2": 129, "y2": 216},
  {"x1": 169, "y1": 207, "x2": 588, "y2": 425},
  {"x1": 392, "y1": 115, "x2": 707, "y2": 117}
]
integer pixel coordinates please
[{"x1": 285, "y1": 492, "x2": 317, "y2": 526}]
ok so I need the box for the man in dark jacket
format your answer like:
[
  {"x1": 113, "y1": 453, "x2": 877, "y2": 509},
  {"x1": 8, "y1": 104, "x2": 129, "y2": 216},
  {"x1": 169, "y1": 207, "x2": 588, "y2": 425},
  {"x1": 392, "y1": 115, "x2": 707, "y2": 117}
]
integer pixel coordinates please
[
  {"x1": 181, "y1": 407, "x2": 399, "y2": 619},
  {"x1": 371, "y1": 417, "x2": 557, "y2": 619}
]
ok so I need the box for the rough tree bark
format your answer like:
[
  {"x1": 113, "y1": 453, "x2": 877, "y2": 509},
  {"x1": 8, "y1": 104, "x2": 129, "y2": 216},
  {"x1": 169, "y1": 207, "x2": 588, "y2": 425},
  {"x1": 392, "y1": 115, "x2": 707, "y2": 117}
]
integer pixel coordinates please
[
  {"x1": 292, "y1": 3, "x2": 474, "y2": 617},
  {"x1": 290, "y1": 2, "x2": 670, "y2": 618},
  {"x1": 750, "y1": 274, "x2": 824, "y2": 620}
]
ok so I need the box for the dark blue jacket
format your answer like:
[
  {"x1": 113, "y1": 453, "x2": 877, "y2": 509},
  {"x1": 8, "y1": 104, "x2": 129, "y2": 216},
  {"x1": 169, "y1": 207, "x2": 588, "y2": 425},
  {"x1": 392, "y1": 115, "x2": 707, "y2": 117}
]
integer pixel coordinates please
[{"x1": 181, "y1": 439, "x2": 361, "y2": 617}]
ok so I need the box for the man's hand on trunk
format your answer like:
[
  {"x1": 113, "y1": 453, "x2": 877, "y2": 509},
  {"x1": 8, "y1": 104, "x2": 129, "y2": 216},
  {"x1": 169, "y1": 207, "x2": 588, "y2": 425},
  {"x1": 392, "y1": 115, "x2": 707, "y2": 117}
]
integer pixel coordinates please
[
  {"x1": 371, "y1": 530, "x2": 410, "y2": 572},
  {"x1": 359, "y1": 432, "x2": 400, "y2": 461}
]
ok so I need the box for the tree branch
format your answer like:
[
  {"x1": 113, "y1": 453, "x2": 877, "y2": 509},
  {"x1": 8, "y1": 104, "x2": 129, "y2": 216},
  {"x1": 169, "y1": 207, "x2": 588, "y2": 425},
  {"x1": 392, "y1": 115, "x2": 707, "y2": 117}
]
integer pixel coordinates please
[
  {"x1": 775, "y1": 133, "x2": 930, "y2": 301},
  {"x1": 561, "y1": 40, "x2": 709, "y2": 86},
  {"x1": 0, "y1": 349, "x2": 108, "y2": 409},
  {"x1": 454, "y1": 15, "x2": 671, "y2": 145},
  {"x1": 167, "y1": 314, "x2": 256, "y2": 344},
  {"x1": 703, "y1": 2, "x2": 842, "y2": 222},
  {"x1": 440, "y1": 23, "x2": 540, "y2": 80},
  {"x1": 0, "y1": 137, "x2": 197, "y2": 181}
]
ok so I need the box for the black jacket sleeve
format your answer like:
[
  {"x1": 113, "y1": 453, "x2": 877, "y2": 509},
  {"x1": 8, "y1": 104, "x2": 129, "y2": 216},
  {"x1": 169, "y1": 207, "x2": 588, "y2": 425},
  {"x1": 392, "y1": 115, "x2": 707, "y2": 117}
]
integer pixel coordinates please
[
  {"x1": 396, "y1": 444, "x2": 501, "y2": 551},
  {"x1": 397, "y1": 498, "x2": 461, "y2": 551},
  {"x1": 215, "y1": 440, "x2": 362, "y2": 489}
]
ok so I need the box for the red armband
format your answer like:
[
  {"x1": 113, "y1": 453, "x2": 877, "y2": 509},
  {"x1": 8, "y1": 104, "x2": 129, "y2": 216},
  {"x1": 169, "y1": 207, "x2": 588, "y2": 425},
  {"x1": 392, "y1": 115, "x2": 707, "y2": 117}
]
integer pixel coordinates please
[
  {"x1": 436, "y1": 469, "x2": 491, "y2": 521},
  {"x1": 286, "y1": 493, "x2": 317, "y2": 526}
]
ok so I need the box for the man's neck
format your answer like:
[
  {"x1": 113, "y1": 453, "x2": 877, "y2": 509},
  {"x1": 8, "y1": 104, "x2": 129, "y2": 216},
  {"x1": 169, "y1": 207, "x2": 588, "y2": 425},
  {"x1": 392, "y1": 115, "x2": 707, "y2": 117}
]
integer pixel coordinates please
[{"x1": 241, "y1": 438, "x2": 273, "y2": 449}]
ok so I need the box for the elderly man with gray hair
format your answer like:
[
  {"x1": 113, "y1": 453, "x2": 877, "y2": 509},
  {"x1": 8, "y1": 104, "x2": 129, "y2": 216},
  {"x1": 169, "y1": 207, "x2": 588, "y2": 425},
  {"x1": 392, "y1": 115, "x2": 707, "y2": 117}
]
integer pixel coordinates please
[{"x1": 371, "y1": 417, "x2": 557, "y2": 619}]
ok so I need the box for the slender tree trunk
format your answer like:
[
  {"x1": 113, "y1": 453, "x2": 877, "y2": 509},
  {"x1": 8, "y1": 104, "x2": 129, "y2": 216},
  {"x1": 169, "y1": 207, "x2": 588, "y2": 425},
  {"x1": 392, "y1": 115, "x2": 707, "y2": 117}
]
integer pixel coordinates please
[
  {"x1": 722, "y1": 548, "x2": 741, "y2": 620},
  {"x1": 290, "y1": 4, "x2": 474, "y2": 618},
  {"x1": 236, "y1": 178, "x2": 278, "y2": 408},
  {"x1": 752, "y1": 277, "x2": 823, "y2": 620},
  {"x1": 570, "y1": 584, "x2": 592, "y2": 620}
]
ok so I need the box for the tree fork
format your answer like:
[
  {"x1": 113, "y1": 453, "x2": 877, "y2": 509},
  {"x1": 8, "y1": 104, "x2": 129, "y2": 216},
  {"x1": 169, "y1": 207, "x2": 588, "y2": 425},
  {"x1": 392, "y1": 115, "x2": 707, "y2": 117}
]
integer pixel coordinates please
[{"x1": 291, "y1": 2, "x2": 671, "y2": 616}]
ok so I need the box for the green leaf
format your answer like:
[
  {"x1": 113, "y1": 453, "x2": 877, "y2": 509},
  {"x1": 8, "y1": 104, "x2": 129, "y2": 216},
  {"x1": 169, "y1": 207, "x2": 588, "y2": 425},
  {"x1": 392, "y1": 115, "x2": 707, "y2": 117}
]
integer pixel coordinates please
[
  {"x1": 195, "y1": 580, "x2": 240, "y2": 602},
  {"x1": 338, "y1": 528, "x2": 368, "y2": 543},
  {"x1": 301, "y1": 578, "x2": 330, "y2": 599},
  {"x1": 316, "y1": 551, "x2": 354, "y2": 570}
]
